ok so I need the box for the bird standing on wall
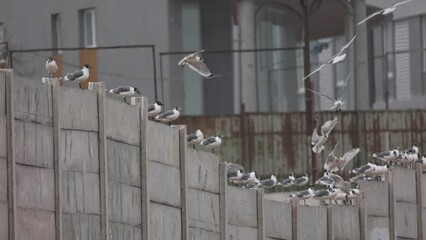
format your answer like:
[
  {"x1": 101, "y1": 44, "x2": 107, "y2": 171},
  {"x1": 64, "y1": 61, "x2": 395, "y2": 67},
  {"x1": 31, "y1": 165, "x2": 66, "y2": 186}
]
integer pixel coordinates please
[
  {"x1": 107, "y1": 86, "x2": 141, "y2": 103},
  {"x1": 187, "y1": 129, "x2": 204, "y2": 148},
  {"x1": 200, "y1": 135, "x2": 223, "y2": 153},
  {"x1": 154, "y1": 107, "x2": 182, "y2": 126},
  {"x1": 148, "y1": 101, "x2": 164, "y2": 118},
  {"x1": 45, "y1": 57, "x2": 58, "y2": 78},
  {"x1": 293, "y1": 173, "x2": 309, "y2": 187},
  {"x1": 64, "y1": 64, "x2": 91, "y2": 84},
  {"x1": 259, "y1": 175, "x2": 278, "y2": 188},
  {"x1": 301, "y1": 35, "x2": 357, "y2": 81},
  {"x1": 278, "y1": 173, "x2": 295, "y2": 188},
  {"x1": 178, "y1": 49, "x2": 214, "y2": 78},
  {"x1": 306, "y1": 72, "x2": 351, "y2": 112},
  {"x1": 372, "y1": 147, "x2": 400, "y2": 164},
  {"x1": 290, "y1": 188, "x2": 314, "y2": 206},
  {"x1": 357, "y1": 0, "x2": 414, "y2": 26}
]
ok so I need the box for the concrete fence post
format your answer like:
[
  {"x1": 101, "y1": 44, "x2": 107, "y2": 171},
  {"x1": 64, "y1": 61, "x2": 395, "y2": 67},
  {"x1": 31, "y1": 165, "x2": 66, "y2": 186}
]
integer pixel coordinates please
[
  {"x1": 219, "y1": 164, "x2": 228, "y2": 240},
  {"x1": 4, "y1": 69, "x2": 16, "y2": 240},
  {"x1": 46, "y1": 78, "x2": 63, "y2": 240},
  {"x1": 174, "y1": 125, "x2": 188, "y2": 240},
  {"x1": 89, "y1": 82, "x2": 109, "y2": 240},
  {"x1": 387, "y1": 170, "x2": 395, "y2": 240},
  {"x1": 131, "y1": 97, "x2": 149, "y2": 240},
  {"x1": 290, "y1": 199, "x2": 298, "y2": 240},
  {"x1": 326, "y1": 206, "x2": 333, "y2": 240},
  {"x1": 358, "y1": 191, "x2": 367, "y2": 240},
  {"x1": 415, "y1": 163, "x2": 423, "y2": 240},
  {"x1": 256, "y1": 188, "x2": 265, "y2": 240}
]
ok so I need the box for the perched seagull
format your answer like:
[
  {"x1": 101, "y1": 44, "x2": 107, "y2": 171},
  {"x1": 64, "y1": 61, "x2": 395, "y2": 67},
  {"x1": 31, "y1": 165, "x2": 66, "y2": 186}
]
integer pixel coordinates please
[
  {"x1": 259, "y1": 175, "x2": 277, "y2": 188},
  {"x1": 237, "y1": 171, "x2": 257, "y2": 184},
  {"x1": 107, "y1": 86, "x2": 141, "y2": 103},
  {"x1": 148, "y1": 101, "x2": 164, "y2": 118},
  {"x1": 244, "y1": 178, "x2": 261, "y2": 189},
  {"x1": 417, "y1": 155, "x2": 426, "y2": 169},
  {"x1": 45, "y1": 57, "x2": 58, "y2": 78},
  {"x1": 290, "y1": 188, "x2": 314, "y2": 206},
  {"x1": 397, "y1": 145, "x2": 419, "y2": 164},
  {"x1": 178, "y1": 49, "x2": 214, "y2": 78},
  {"x1": 312, "y1": 117, "x2": 338, "y2": 154},
  {"x1": 278, "y1": 173, "x2": 295, "y2": 188},
  {"x1": 306, "y1": 72, "x2": 351, "y2": 112},
  {"x1": 357, "y1": 0, "x2": 413, "y2": 26},
  {"x1": 333, "y1": 188, "x2": 349, "y2": 205},
  {"x1": 64, "y1": 64, "x2": 91, "y2": 82},
  {"x1": 313, "y1": 188, "x2": 337, "y2": 205},
  {"x1": 372, "y1": 147, "x2": 400, "y2": 164},
  {"x1": 293, "y1": 174, "x2": 309, "y2": 187},
  {"x1": 315, "y1": 173, "x2": 335, "y2": 186},
  {"x1": 367, "y1": 164, "x2": 390, "y2": 181},
  {"x1": 200, "y1": 135, "x2": 223, "y2": 152},
  {"x1": 351, "y1": 162, "x2": 376, "y2": 175},
  {"x1": 301, "y1": 35, "x2": 357, "y2": 81},
  {"x1": 350, "y1": 174, "x2": 372, "y2": 182},
  {"x1": 154, "y1": 107, "x2": 182, "y2": 125},
  {"x1": 186, "y1": 129, "x2": 204, "y2": 147},
  {"x1": 225, "y1": 162, "x2": 245, "y2": 172},
  {"x1": 228, "y1": 170, "x2": 243, "y2": 183}
]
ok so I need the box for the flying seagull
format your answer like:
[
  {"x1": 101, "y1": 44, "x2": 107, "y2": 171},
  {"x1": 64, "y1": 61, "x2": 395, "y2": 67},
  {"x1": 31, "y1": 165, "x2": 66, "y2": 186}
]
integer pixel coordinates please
[
  {"x1": 187, "y1": 129, "x2": 204, "y2": 148},
  {"x1": 357, "y1": 0, "x2": 413, "y2": 26},
  {"x1": 154, "y1": 107, "x2": 181, "y2": 125},
  {"x1": 64, "y1": 64, "x2": 91, "y2": 82},
  {"x1": 301, "y1": 35, "x2": 357, "y2": 82},
  {"x1": 324, "y1": 143, "x2": 340, "y2": 172},
  {"x1": 148, "y1": 101, "x2": 164, "y2": 118},
  {"x1": 306, "y1": 72, "x2": 351, "y2": 112},
  {"x1": 45, "y1": 57, "x2": 58, "y2": 78},
  {"x1": 178, "y1": 49, "x2": 214, "y2": 78},
  {"x1": 312, "y1": 117, "x2": 338, "y2": 154}
]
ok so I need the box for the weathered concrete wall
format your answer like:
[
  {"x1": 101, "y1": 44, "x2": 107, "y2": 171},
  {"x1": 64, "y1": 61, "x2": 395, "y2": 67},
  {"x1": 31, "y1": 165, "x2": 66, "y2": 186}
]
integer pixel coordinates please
[{"x1": 2, "y1": 72, "x2": 425, "y2": 240}]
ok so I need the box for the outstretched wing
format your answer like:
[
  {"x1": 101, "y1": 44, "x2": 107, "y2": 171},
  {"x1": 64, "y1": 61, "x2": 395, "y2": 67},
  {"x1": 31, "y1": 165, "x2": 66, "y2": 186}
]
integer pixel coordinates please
[
  {"x1": 306, "y1": 88, "x2": 336, "y2": 103},
  {"x1": 336, "y1": 35, "x2": 357, "y2": 56},
  {"x1": 321, "y1": 117, "x2": 338, "y2": 137},
  {"x1": 339, "y1": 148, "x2": 361, "y2": 170},
  {"x1": 186, "y1": 59, "x2": 214, "y2": 78},
  {"x1": 301, "y1": 63, "x2": 328, "y2": 82},
  {"x1": 337, "y1": 72, "x2": 352, "y2": 99},
  {"x1": 357, "y1": 11, "x2": 383, "y2": 26},
  {"x1": 393, "y1": 0, "x2": 413, "y2": 8},
  {"x1": 178, "y1": 49, "x2": 206, "y2": 66}
]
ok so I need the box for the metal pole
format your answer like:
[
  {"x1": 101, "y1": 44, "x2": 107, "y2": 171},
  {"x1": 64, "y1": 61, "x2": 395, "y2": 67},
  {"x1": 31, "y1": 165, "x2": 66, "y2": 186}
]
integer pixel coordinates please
[
  {"x1": 159, "y1": 55, "x2": 165, "y2": 104},
  {"x1": 301, "y1": 0, "x2": 317, "y2": 181},
  {"x1": 151, "y1": 46, "x2": 158, "y2": 101}
]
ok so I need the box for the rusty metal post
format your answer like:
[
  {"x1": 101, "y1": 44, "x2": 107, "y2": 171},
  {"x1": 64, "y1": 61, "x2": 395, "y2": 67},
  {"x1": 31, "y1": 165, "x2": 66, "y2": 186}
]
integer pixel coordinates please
[{"x1": 301, "y1": 0, "x2": 317, "y2": 181}]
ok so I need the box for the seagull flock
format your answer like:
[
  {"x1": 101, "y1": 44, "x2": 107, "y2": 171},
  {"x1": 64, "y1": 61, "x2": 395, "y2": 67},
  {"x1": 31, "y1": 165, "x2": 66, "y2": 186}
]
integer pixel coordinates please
[
  {"x1": 43, "y1": 0, "x2": 421, "y2": 205},
  {"x1": 225, "y1": 0, "x2": 423, "y2": 206}
]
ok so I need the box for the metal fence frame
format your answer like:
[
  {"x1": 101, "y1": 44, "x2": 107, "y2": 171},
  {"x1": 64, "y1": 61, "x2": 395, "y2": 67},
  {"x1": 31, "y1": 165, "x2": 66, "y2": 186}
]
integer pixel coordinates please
[{"x1": 8, "y1": 44, "x2": 159, "y2": 101}]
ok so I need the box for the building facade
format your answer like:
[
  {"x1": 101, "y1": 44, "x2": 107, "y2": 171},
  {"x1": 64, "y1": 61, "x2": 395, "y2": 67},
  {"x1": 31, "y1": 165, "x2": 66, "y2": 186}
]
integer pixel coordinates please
[{"x1": 0, "y1": 0, "x2": 424, "y2": 115}]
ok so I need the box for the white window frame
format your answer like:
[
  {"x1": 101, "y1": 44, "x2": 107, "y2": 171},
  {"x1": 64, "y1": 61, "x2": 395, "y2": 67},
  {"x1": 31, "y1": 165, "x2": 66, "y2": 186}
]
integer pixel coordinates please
[{"x1": 83, "y1": 9, "x2": 96, "y2": 47}]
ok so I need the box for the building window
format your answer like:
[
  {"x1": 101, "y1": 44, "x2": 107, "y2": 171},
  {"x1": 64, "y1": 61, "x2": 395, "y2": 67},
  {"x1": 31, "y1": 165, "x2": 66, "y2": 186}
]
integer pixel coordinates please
[
  {"x1": 80, "y1": 8, "x2": 96, "y2": 47},
  {"x1": 51, "y1": 14, "x2": 61, "y2": 48}
]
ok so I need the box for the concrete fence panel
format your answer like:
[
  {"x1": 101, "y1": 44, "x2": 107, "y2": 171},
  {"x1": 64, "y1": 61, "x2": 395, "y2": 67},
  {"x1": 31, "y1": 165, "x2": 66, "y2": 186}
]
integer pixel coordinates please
[
  {"x1": 146, "y1": 121, "x2": 179, "y2": 167},
  {"x1": 393, "y1": 167, "x2": 416, "y2": 203},
  {"x1": 13, "y1": 77, "x2": 52, "y2": 124},
  {"x1": 331, "y1": 205, "x2": 360, "y2": 240},
  {"x1": 59, "y1": 87, "x2": 98, "y2": 131},
  {"x1": 148, "y1": 160, "x2": 181, "y2": 207},
  {"x1": 188, "y1": 188, "x2": 220, "y2": 232},
  {"x1": 297, "y1": 206, "x2": 327, "y2": 240},
  {"x1": 61, "y1": 130, "x2": 99, "y2": 173},
  {"x1": 149, "y1": 202, "x2": 182, "y2": 240},
  {"x1": 228, "y1": 186, "x2": 258, "y2": 227},
  {"x1": 105, "y1": 98, "x2": 140, "y2": 145},
  {"x1": 187, "y1": 148, "x2": 220, "y2": 192},
  {"x1": 264, "y1": 199, "x2": 292, "y2": 240}
]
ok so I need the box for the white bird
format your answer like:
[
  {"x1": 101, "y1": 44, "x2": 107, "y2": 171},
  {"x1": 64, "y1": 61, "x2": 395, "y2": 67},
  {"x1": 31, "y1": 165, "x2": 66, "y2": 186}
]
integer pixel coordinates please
[
  {"x1": 357, "y1": 0, "x2": 413, "y2": 26},
  {"x1": 367, "y1": 165, "x2": 390, "y2": 181},
  {"x1": 291, "y1": 188, "x2": 314, "y2": 206},
  {"x1": 417, "y1": 154, "x2": 426, "y2": 169},
  {"x1": 244, "y1": 178, "x2": 261, "y2": 189},
  {"x1": 372, "y1": 147, "x2": 400, "y2": 164},
  {"x1": 350, "y1": 174, "x2": 372, "y2": 182},
  {"x1": 259, "y1": 175, "x2": 278, "y2": 188},
  {"x1": 45, "y1": 57, "x2": 58, "y2": 78},
  {"x1": 154, "y1": 107, "x2": 181, "y2": 125},
  {"x1": 306, "y1": 72, "x2": 351, "y2": 112},
  {"x1": 278, "y1": 173, "x2": 295, "y2": 188},
  {"x1": 312, "y1": 117, "x2": 338, "y2": 154},
  {"x1": 200, "y1": 135, "x2": 223, "y2": 151},
  {"x1": 237, "y1": 171, "x2": 256, "y2": 184},
  {"x1": 228, "y1": 170, "x2": 243, "y2": 183},
  {"x1": 337, "y1": 147, "x2": 361, "y2": 171},
  {"x1": 301, "y1": 35, "x2": 357, "y2": 81},
  {"x1": 187, "y1": 129, "x2": 204, "y2": 147},
  {"x1": 324, "y1": 143, "x2": 340, "y2": 172},
  {"x1": 315, "y1": 173, "x2": 335, "y2": 186},
  {"x1": 351, "y1": 162, "x2": 376, "y2": 175},
  {"x1": 107, "y1": 86, "x2": 141, "y2": 103},
  {"x1": 293, "y1": 174, "x2": 309, "y2": 187},
  {"x1": 397, "y1": 145, "x2": 419, "y2": 164},
  {"x1": 64, "y1": 64, "x2": 91, "y2": 82},
  {"x1": 178, "y1": 49, "x2": 214, "y2": 78},
  {"x1": 148, "y1": 101, "x2": 164, "y2": 118},
  {"x1": 313, "y1": 187, "x2": 338, "y2": 205}
]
